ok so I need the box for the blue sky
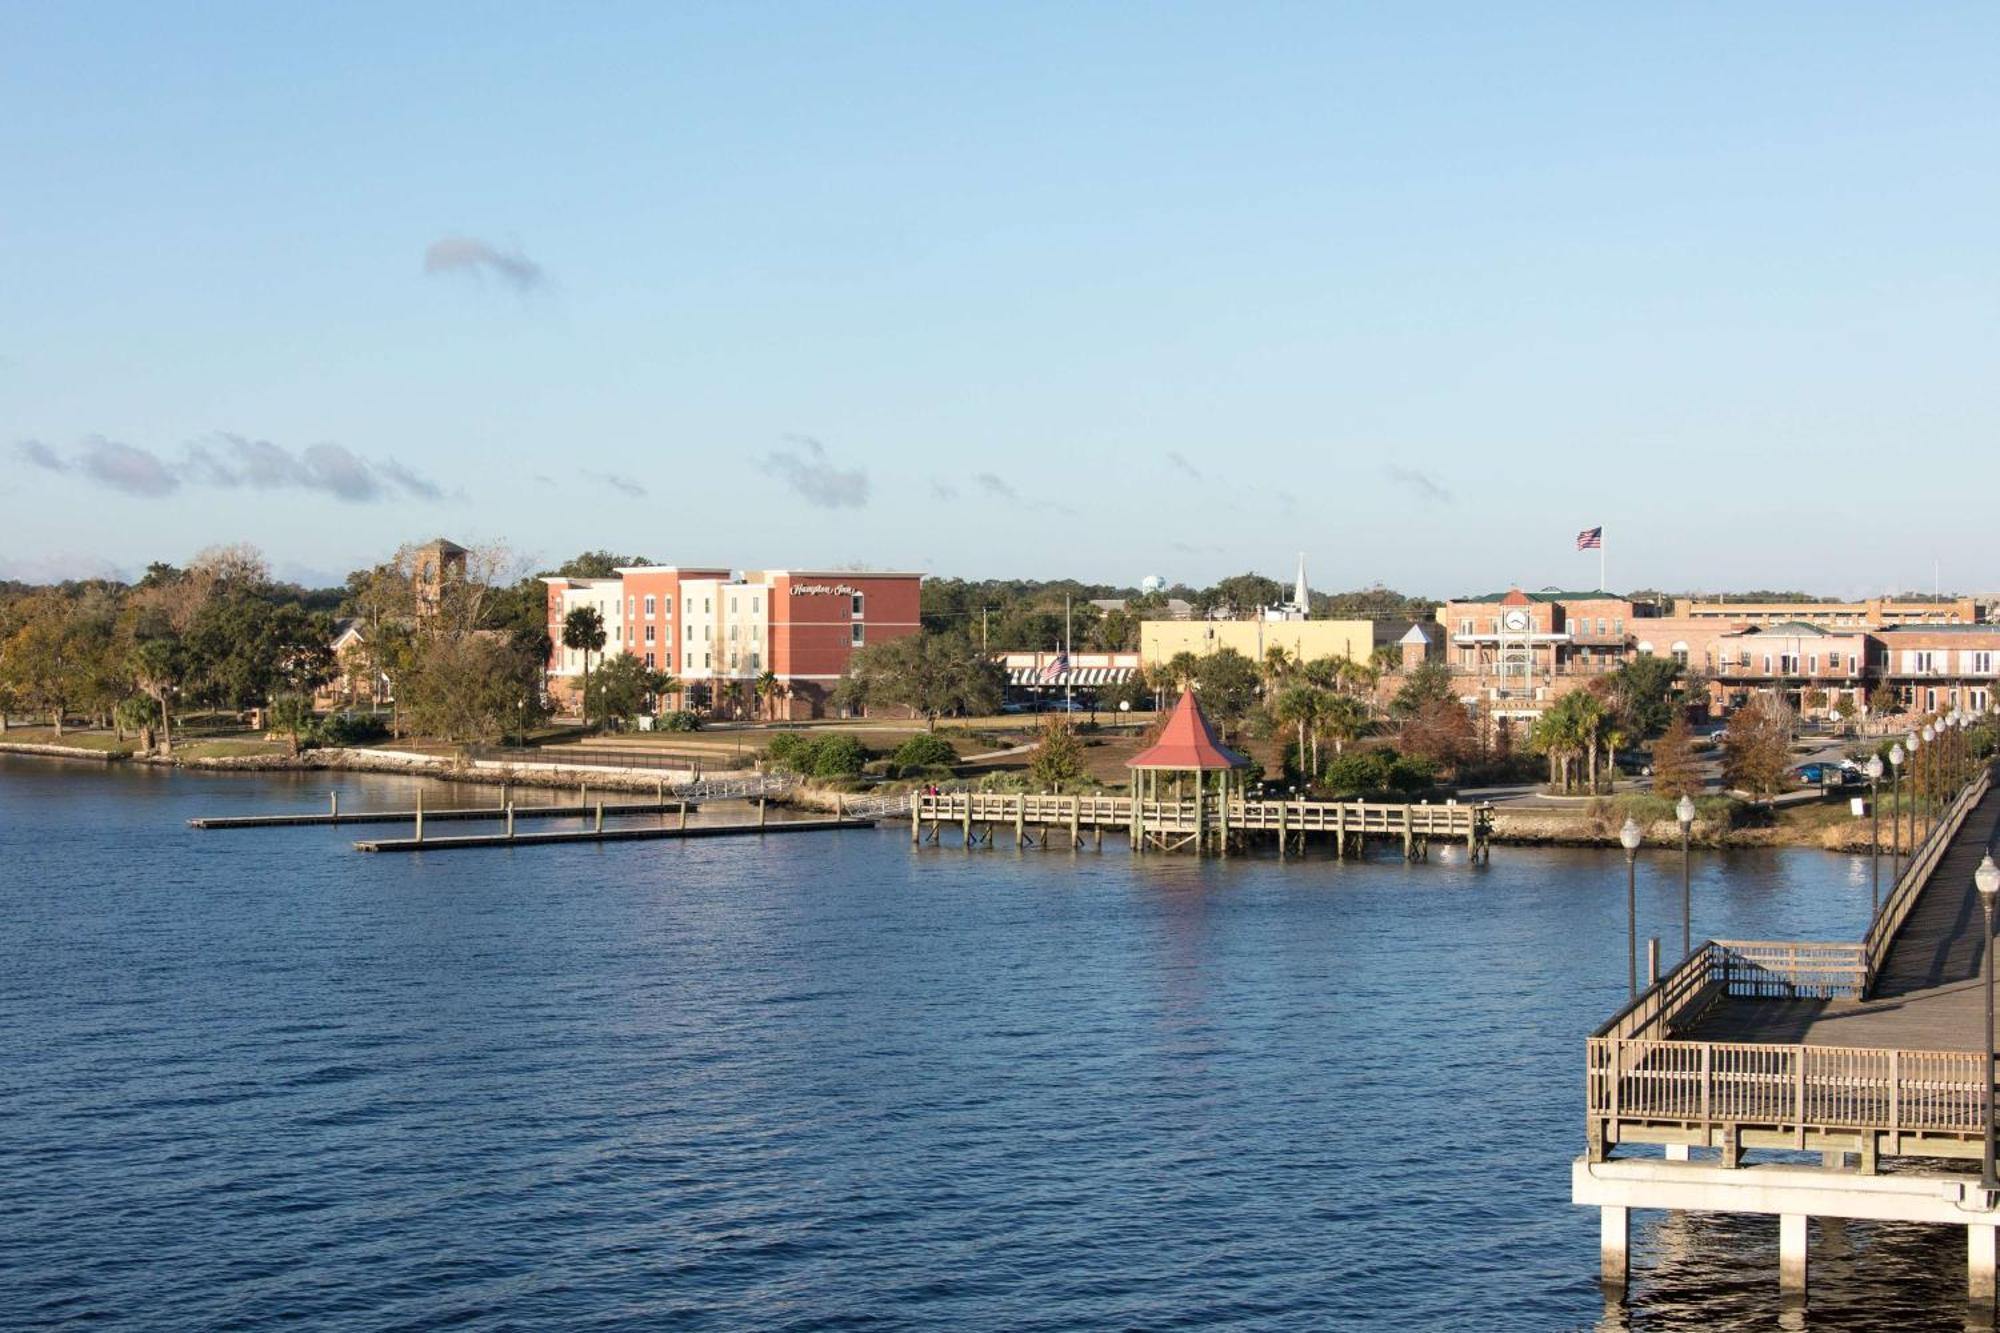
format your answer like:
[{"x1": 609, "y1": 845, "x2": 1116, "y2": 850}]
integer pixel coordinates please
[{"x1": 4, "y1": 4, "x2": 1996, "y2": 596}]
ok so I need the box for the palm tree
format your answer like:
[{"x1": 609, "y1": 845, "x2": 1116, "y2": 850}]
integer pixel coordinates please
[
  {"x1": 756, "y1": 669, "x2": 781, "y2": 720},
  {"x1": 1262, "y1": 645, "x2": 1296, "y2": 696},
  {"x1": 1272, "y1": 683, "x2": 1322, "y2": 780},
  {"x1": 561, "y1": 606, "x2": 606, "y2": 727},
  {"x1": 1319, "y1": 694, "x2": 1369, "y2": 761}
]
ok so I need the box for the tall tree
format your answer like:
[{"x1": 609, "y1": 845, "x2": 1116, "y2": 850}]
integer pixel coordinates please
[
  {"x1": 1649, "y1": 715, "x2": 1701, "y2": 801},
  {"x1": 836, "y1": 631, "x2": 1005, "y2": 728},
  {"x1": 1722, "y1": 694, "x2": 1796, "y2": 799},
  {"x1": 561, "y1": 606, "x2": 607, "y2": 725}
]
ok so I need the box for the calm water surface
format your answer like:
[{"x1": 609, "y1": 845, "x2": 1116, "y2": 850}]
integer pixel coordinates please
[{"x1": 0, "y1": 758, "x2": 1975, "y2": 1330}]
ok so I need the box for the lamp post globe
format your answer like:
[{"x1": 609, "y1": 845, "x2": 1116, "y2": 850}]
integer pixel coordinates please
[
  {"x1": 1978, "y1": 853, "x2": 2000, "y2": 1193},
  {"x1": 1890, "y1": 743, "x2": 1907, "y2": 883},
  {"x1": 1619, "y1": 817, "x2": 1643, "y2": 998}
]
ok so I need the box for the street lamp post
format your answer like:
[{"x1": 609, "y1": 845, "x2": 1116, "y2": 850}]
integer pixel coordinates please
[
  {"x1": 1909, "y1": 730, "x2": 1924, "y2": 861},
  {"x1": 1676, "y1": 794, "x2": 1696, "y2": 959},
  {"x1": 1977, "y1": 853, "x2": 2000, "y2": 1194},
  {"x1": 1923, "y1": 724, "x2": 1937, "y2": 837},
  {"x1": 1890, "y1": 742, "x2": 1906, "y2": 884},
  {"x1": 1866, "y1": 754, "x2": 1885, "y2": 920},
  {"x1": 1620, "y1": 817, "x2": 1643, "y2": 998}
]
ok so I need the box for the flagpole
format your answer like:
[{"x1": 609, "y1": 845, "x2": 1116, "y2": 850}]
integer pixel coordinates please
[
  {"x1": 1600, "y1": 535, "x2": 1606, "y2": 593},
  {"x1": 1065, "y1": 595, "x2": 1073, "y2": 714}
]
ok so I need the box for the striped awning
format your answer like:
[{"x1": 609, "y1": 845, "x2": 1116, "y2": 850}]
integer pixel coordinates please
[{"x1": 1007, "y1": 667, "x2": 1135, "y2": 686}]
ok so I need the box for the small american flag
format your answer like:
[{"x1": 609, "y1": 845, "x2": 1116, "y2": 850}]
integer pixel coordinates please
[
  {"x1": 1576, "y1": 526, "x2": 1603, "y2": 550},
  {"x1": 1039, "y1": 652, "x2": 1069, "y2": 682}
]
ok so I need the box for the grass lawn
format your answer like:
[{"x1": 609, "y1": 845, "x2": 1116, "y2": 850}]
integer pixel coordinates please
[{"x1": 0, "y1": 727, "x2": 136, "y2": 755}]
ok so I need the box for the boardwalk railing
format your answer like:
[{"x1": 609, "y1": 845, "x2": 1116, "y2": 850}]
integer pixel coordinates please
[
  {"x1": 1863, "y1": 766, "x2": 1993, "y2": 988},
  {"x1": 1592, "y1": 940, "x2": 1869, "y2": 1047},
  {"x1": 1588, "y1": 1038, "x2": 1988, "y2": 1146},
  {"x1": 911, "y1": 791, "x2": 1490, "y2": 841}
]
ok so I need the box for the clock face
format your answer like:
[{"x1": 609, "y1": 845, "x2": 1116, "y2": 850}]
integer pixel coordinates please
[{"x1": 1504, "y1": 610, "x2": 1529, "y2": 631}]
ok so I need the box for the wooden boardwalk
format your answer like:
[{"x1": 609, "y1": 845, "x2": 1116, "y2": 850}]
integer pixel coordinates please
[
  {"x1": 910, "y1": 790, "x2": 1492, "y2": 859},
  {"x1": 1586, "y1": 766, "x2": 1998, "y2": 1166},
  {"x1": 1677, "y1": 785, "x2": 2000, "y2": 1052}
]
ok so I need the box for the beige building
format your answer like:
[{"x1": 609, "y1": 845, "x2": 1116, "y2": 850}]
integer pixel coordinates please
[{"x1": 1139, "y1": 618, "x2": 1376, "y2": 669}]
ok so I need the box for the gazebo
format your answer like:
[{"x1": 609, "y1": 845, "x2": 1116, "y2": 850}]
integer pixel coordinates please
[{"x1": 1127, "y1": 686, "x2": 1250, "y2": 853}]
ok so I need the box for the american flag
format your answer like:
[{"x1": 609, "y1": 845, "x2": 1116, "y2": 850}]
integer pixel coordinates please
[
  {"x1": 1039, "y1": 651, "x2": 1069, "y2": 682},
  {"x1": 1576, "y1": 526, "x2": 1603, "y2": 550}
]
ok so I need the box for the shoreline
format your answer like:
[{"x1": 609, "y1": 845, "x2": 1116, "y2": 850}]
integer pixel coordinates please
[{"x1": 0, "y1": 741, "x2": 1905, "y2": 851}]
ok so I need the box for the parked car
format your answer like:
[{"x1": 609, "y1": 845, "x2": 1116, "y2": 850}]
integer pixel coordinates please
[{"x1": 1795, "y1": 762, "x2": 1860, "y2": 787}]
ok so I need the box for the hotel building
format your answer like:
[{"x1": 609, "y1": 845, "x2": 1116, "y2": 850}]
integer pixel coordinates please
[{"x1": 542, "y1": 567, "x2": 922, "y2": 719}]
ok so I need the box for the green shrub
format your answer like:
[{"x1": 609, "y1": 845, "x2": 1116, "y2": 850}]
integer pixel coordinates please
[
  {"x1": 656, "y1": 710, "x2": 701, "y2": 732},
  {"x1": 810, "y1": 734, "x2": 868, "y2": 779},
  {"x1": 765, "y1": 731, "x2": 870, "y2": 779},
  {"x1": 319, "y1": 712, "x2": 389, "y2": 745},
  {"x1": 890, "y1": 733, "x2": 958, "y2": 770}
]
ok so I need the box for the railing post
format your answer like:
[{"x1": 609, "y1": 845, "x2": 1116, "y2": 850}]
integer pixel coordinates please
[{"x1": 1795, "y1": 1046, "x2": 1808, "y2": 1147}]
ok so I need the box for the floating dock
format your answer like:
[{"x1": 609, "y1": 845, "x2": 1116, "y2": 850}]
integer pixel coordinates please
[
  {"x1": 354, "y1": 815, "x2": 875, "y2": 853},
  {"x1": 190, "y1": 799, "x2": 691, "y2": 829}
]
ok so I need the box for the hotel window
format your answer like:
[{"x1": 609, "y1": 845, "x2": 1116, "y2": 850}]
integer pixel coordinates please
[
  {"x1": 751, "y1": 596, "x2": 760, "y2": 613},
  {"x1": 1613, "y1": 618, "x2": 1623, "y2": 635},
  {"x1": 729, "y1": 625, "x2": 739, "y2": 641},
  {"x1": 685, "y1": 624, "x2": 693, "y2": 643},
  {"x1": 662, "y1": 597, "x2": 672, "y2": 616},
  {"x1": 1762, "y1": 655, "x2": 1773, "y2": 673},
  {"x1": 1973, "y1": 652, "x2": 1995, "y2": 675},
  {"x1": 704, "y1": 598, "x2": 711, "y2": 613},
  {"x1": 644, "y1": 625, "x2": 655, "y2": 645},
  {"x1": 628, "y1": 596, "x2": 635, "y2": 617},
  {"x1": 704, "y1": 626, "x2": 713, "y2": 641},
  {"x1": 851, "y1": 624, "x2": 864, "y2": 647},
  {"x1": 1806, "y1": 655, "x2": 1817, "y2": 674},
  {"x1": 851, "y1": 593, "x2": 865, "y2": 619},
  {"x1": 730, "y1": 597, "x2": 738, "y2": 613},
  {"x1": 752, "y1": 624, "x2": 762, "y2": 641},
  {"x1": 645, "y1": 651, "x2": 656, "y2": 667},
  {"x1": 644, "y1": 595, "x2": 656, "y2": 617},
  {"x1": 1596, "y1": 618, "x2": 1606, "y2": 636},
  {"x1": 703, "y1": 652, "x2": 711, "y2": 669},
  {"x1": 749, "y1": 652, "x2": 760, "y2": 669},
  {"x1": 1458, "y1": 619, "x2": 1472, "y2": 636}
]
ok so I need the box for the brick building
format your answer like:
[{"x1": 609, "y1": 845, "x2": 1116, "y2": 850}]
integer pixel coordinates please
[{"x1": 542, "y1": 567, "x2": 922, "y2": 719}]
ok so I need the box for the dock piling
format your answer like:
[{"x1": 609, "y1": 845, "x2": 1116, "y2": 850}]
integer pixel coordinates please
[
  {"x1": 330, "y1": 791, "x2": 339, "y2": 819},
  {"x1": 594, "y1": 801, "x2": 604, "y2": 833},
  {"x1": 506, "y1": 801, "x2": 515, "y2": 840},
  {"x1": 414, "y1": 790, "x2": 424, "y2": 843}
]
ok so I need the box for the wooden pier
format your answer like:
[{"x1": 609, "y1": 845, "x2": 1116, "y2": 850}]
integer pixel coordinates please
[
  {"x1": 354, "y1": 815, "x2": 875, "y2": 853},
  {"x1": 1578, "y1": 761, "x2": 2000, "y2": 1306},
  {"x1": 909, "y1": 791, "x2": 1491, "y2": 859}
]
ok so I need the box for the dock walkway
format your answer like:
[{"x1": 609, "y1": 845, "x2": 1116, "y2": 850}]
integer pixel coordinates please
[{"x1": 1676, "y1": 785, "x2": 2000, "y2": 1051}]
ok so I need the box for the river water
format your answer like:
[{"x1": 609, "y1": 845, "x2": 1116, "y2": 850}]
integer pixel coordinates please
[{"x1": 0, "y1": 757, "x2": 1977, "y2": 1330}]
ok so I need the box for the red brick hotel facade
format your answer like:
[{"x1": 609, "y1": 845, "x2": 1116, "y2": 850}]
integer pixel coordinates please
[{"x1": 541, "y1": 567, "x2": 922, "y2": 718}]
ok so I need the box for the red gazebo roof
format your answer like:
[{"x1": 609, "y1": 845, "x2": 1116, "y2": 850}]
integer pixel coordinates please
[{"x1": 1128, "y1": 687, "x2": 1249, "y2": 771}]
